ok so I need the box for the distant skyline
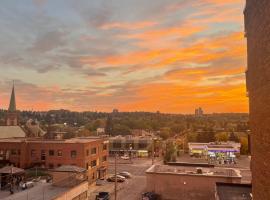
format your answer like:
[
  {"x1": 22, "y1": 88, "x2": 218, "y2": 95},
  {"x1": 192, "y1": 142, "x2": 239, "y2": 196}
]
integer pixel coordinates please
[{"x1": 0, "y1": 0, "x2": 248, "y2": 113}]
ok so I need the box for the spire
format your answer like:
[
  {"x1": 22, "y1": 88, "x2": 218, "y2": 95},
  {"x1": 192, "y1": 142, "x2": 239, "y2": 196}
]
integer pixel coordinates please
[{"x1": 8, "y1": 82, "x2": 16, "y2": 112}]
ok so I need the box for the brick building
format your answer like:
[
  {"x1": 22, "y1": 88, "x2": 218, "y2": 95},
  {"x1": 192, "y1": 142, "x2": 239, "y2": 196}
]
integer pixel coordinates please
[
  {"x1": 244, "y1": 0, "x2": 270, "y2": 199},
  {"x1": 0, "y1": 137, "x2": 109, "y2": 183},
  {"x1": 146, "y1": 165, "x2": 242, "y2": 200}
]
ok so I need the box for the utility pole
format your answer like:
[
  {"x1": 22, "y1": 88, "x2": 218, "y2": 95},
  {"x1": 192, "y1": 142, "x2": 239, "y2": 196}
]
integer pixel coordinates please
[
  {"x1": 152, "y1": 137, "x2": 155, "y2": 165},
  {"x1": 114, "y1": 153, "x2": 117, "y2": 200}
]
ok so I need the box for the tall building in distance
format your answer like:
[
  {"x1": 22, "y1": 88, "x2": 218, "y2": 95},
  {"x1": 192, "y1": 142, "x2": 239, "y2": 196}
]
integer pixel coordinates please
[
  {"x1": 195, "y1": 107, "x2": 204, "y2": 117},
  {"x1": 6, "y1": 84, "x2": 18, "y2": 126},
  {"x1": 245, "y1": 0, "x2": 270, "y2": 199}
]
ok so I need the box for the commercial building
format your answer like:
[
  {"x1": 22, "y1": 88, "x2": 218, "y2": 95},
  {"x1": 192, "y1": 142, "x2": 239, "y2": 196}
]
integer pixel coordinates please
[
  {"x1": 109, "y1": 135, "x2": 153, "y2": 157},
  {"x1": 146, "y1": 165, "x2": 241, "y2": 200},
  {"x1": 245, "y1": 0, "x2": 270, "y2": 198},
  {"x1": 188, "y1": 142, "x2": 241, "y2": 162},
  {"x1": 0, "y1": 137, "x2": 109, "y2": 183}
]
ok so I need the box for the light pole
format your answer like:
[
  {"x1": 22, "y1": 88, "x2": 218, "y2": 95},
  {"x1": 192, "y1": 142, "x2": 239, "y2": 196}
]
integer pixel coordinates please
[
  {"x1": 129, "y1": 144, "x2": 133, "y2": 163},
  {"x1": 114, "y1": 153, "x2": 117, "y2": 200},
  {"x1": 152, "y1": 138, "x2": 156, "y2": 165}
]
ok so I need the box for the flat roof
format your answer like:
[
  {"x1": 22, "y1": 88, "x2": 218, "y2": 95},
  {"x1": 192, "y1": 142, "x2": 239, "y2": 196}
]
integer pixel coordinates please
[
  {"x1": 51, "y1": 165, "x2": 86, "y2": 173},
  {"x1": 146, "y1": 165, "x2": 241, "y2": 178},
  {"x1": 0, "y1": 126, "x2": 26, "y2": 139},
  {"x1": 216, "y1": 182, "x2": 252, "y2": 200},
  {"x1": 0, "y1": 137, "x2": 106, "y2": 144}
]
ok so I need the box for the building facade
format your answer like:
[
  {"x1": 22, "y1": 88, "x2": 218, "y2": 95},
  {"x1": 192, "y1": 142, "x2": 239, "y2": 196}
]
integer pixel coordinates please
[
  {"x1": 0, "y1": 137, "x2": 109, "y2": 183},
  {"x1": 146, "y1": 165, "x2": 241, "y2": 200},
  {"x1": 244, "y1": 1, "x2": 270, "y2": 199},
  {"x1": 109, "y1": 135, "x2": 153, "y2": 157}
]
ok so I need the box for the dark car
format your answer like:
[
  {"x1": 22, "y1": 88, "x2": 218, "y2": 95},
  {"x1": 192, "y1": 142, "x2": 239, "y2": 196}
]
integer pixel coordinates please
[
  {"x1": 96, "y1": 192, "x2": 110, "y2": 200},
  {"x1": 142, "y1": 192, "x2": 160, "y2": 200}
]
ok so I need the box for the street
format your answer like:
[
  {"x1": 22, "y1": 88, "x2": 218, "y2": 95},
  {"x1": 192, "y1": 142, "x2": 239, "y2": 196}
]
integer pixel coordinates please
[{"x1": 89, "y1": 157, "x2": 158, "y2": 200}]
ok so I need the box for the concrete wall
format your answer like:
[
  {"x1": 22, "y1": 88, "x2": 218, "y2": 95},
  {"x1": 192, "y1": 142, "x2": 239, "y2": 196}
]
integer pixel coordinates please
[
  {"x1": 53, "y1": 181, "x2": 89, "y2": 200},
  {"x1": 146, "y1": 173, "x2": 241, "y2": 200},
  {"x1": 245, "y1": 0, "x2": 270, "y2": 199}
]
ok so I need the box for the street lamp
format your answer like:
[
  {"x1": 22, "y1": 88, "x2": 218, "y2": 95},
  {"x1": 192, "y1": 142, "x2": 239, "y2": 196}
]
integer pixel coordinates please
[
  {"x1": 129, "y1": 144, "x2": 133, "y2": 163},
  {"x1": 152, "y1": 138, "x2": 157, "y2": 165}
]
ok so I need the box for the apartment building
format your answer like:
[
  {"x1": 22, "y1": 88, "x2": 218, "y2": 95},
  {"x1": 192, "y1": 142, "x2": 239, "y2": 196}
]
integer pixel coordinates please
[{"x1": 0, "y1": 137, "x2": 109, "y2": 183}]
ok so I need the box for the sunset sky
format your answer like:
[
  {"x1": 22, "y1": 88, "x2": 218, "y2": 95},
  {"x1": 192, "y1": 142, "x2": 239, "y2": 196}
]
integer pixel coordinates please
[{"x1": 0, "y1": 0, "x2": 248, "y2": 113}]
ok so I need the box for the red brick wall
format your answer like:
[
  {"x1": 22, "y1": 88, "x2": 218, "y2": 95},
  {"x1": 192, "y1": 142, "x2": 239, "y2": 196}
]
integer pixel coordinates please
[
  {"x1": 245, "y1": 0, "x2": 270, "y2": 199},
  {"x1": 0, "y1": 139, "x2": 108, "y2": 182}
]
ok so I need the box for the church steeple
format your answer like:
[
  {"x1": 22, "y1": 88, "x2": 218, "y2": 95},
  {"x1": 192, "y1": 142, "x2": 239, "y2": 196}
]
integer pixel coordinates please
[
  {"x1": 8, "y1": 83, "x2": 16, "y2": 112},
  {"x1": 6, "y1": 82, "x2": 18, "y2": 126}
]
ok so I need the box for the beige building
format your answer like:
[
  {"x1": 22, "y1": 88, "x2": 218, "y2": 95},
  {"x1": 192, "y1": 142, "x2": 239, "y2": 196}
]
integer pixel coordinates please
[
  {"x1": 244, "y1": 0, "x2": 270, "y2": 199},
  {"x1": 146, "y1": 165, "x2": 241, "y2": 200}
]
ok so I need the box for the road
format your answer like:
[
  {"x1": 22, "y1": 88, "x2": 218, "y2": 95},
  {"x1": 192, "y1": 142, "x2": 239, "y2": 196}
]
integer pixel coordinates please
[{"x1": 89, "y1": 157, "x2": 157, "y2": 200}]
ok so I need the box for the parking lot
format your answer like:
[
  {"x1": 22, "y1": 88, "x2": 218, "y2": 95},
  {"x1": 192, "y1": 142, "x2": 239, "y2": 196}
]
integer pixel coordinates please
[{"x1": 89, "y1": 157, "x2": 160, "y2": 200}]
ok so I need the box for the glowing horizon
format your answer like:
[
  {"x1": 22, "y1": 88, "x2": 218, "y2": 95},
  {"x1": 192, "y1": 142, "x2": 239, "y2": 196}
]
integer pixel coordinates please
[{"x1": 0, "y1": 0, "x2": 248, "y2": 114}]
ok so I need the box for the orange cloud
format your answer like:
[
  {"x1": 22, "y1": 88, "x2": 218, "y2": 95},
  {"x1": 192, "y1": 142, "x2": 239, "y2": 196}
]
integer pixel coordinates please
[
  {"x1": 100, "y1": 21, "x2": 157, "y2": 30},
  {"x1": 118, "y1": 82, "x2": 248, "y2": 113}
]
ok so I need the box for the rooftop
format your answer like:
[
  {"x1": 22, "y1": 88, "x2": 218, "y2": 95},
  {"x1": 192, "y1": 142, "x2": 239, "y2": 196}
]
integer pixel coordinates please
[
  {"x1": 216, "y1": 182, "x2": 252, "y2": 200},
  {"x1": 0, "y1": 126, "x2": 26, "y2": 139},
  {"x1": 146, "y1": 165, "x2": 241, "y2": 178},
  {"x1": 1, "y1": 182, "x2": 70, "y2": 200},
  {"x1": 51, "y1": 165, "x2": 86, "y2": 173},
  {"x1": 0, "y1": 136, "x2": 106, "y2": 144}
]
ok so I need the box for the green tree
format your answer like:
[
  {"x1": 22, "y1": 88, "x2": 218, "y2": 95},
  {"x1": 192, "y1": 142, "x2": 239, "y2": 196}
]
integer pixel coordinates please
[
  {"x1": 164, "y1": 141, "x2": 177, "y2": 163},
  {"x1": 229, "y1": 132, "x2": 239, "y2": 142},
  {"x1": 159, "y1": 127, "x2": 171, "y2": 140},
  {"x1": 240, "y1": 137, "x2": 249, "y2": 155},
  {"x1": 105, "y1": 115, "x2": 113, "y2": 136},
  {"x1": 215, "y1": 132, "x2": 229, "y2": 142}
]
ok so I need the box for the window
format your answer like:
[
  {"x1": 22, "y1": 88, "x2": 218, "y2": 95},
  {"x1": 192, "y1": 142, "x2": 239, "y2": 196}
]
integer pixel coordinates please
[
  {"x1": 57, "y1": 164, "x2": 61, "y2": 167},
  {"x1": 71, "y1": 150, "x2": 77, "y2": 158},
  {"x1": 102, "y1": 156, "x2": 107, "y2": 162},
  {"x1": 103, "y1": 144, "x2": 107, "y2": 150},
  {"x1": 31, "y1": 150, "x2": 36, "y2": 157},
  {"x1": 48, "y1": 163, "x2": 54, "y2": 169},
  {"x1": 11, "y1": 149, "x2": 17, "y2": 155},
  {"x1": 18, "y1": 150, "x2": 20, "y2": 155},
  {"x1": 91, "y1": 160, "x2": 97, "y2": 167},
  {"x1": 49, "y1": 150, "x2": 54, "y2": 156},
  {"x1": 91, "y1": 147, "x2": 97, "y2": 155},
  {"x1": 41, "y1": 150, "x2": 46, "y2": 161},
  {"x1": 86, "y1": 149, "x2": 89, "y2": 156},
  {"x1": 57, "y1": 150, "x2": 62, "y2": 156},
  {"x1": 125, "y1": 143, "x2": 134, "y2": 149},
  {"x1": 86, "y1": 163, "x2": 89, "y2": 169},
  {"x1": 113, "y1": 142, "x2": 121, "y2": 149},
  {"x1": 138, "y1": 141, "x2": 148, "y2": 149}
]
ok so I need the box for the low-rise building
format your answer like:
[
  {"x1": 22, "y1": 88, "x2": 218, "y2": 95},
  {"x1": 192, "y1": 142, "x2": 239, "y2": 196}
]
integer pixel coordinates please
[
  {"x1": 0, "y1": 137, "x2": 109, "y2": 183},
  {"x1": 146, "y1": 164, "x2": 242, "y2": 200},
  {"x1": 188, "y1": 142, "x2": 241, "y2": 161},
  {"x1": 109, "y1": 135, "x2": 153, "y2": 157}
]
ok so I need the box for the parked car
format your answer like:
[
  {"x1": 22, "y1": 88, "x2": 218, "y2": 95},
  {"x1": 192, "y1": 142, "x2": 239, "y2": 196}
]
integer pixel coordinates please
[
  {"x1": 96, "y1": 192, "x2": 110, "y2": 200},
  {"x1": 142, "y1": 192, "x2": 160, "y2": 200},
  {"x1": 118, "y1": 171, "x2": 132, "y2": 178},
  {"x1": 107, "y1": 175, "x2": 125, "y2": 182},
  {"x1": 121, "y1": 155, "x2": 130, "y2": 160}
]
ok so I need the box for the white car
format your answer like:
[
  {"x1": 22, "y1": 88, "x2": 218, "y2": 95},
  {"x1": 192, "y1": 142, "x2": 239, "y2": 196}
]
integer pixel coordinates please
[
  {"x1": 118, "y1": 171, "x2": 132, "y2": 178},
  {"x1": 121, "y1": 155, "x2": 130, "y2": 160}
]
